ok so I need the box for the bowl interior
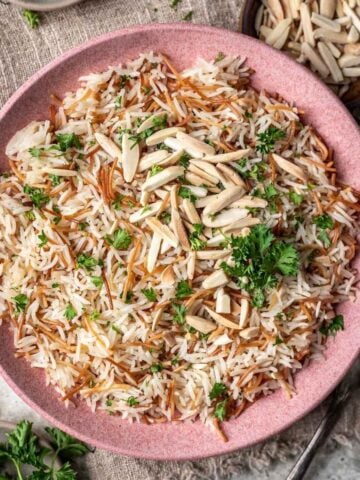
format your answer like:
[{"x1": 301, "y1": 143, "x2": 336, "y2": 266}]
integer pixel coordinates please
[{"x1": 0, "y1": 24, "x2": 359, "y2": 460}]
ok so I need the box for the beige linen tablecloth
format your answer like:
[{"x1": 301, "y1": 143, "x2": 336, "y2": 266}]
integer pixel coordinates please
[{"x1": 0, "y1": 1, "x2": 359, "y2": 478}]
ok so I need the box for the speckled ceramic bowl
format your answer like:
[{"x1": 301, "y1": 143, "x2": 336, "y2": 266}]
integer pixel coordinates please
[{"x1": 0, "y1": 24, "x2": 359, "y2": 460}]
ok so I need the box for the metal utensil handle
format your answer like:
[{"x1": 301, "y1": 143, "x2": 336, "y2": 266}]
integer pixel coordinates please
[{"x1": 286, "y1": 380, "x2": 352, "y2": 480}]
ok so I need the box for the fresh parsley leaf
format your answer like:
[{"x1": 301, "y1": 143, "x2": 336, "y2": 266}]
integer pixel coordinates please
[
  {"x1": 256, "y1": 127, "x2": 286, "y2": 154},
  {"x1": 127, "y1": 396, "x2": 139, "y2": 406},
  {"x1": 91, "y1": 276, "x2": 103, "y2": 288},
  {"x1": 45, "y1": 427, "x2": 90, "y2": 458},
  {"x1": 274, "y1": 336, "x2": 284, "y2": 345},
  {"x1": 179, "y1": 152, "x2": 191, "y2": 168},
  {"x1": 172, "y1": 303, "x2": 187, "y2": 325},
  {"x1": 90, "y1": 311, "x2": 100, "y2": 321},
  {"x1": 112, "y1": 194, "x2": 124, "y2": 210},
  {"x1": 13, "y1": 294, "x2": 28, "y2": 314},
  {"x1": 214, "y1": 399, "x2": 228, "y2": 421},
  {"x1": 313, "y1": 214, "x2": 334, "y2": 230},
  {"x1": 215, "y1": 52, "x2": 225, "y2": 62},
  {"x1": 77, "y1": 253, "x2": 102, "y2": 272},
  {"x1": 175, "y1": 280, "x2": 193, "y2": 299},
  {"x1": 159, "y1": 211, "x2": 171, "y2": 225},
  {"x1": 56, "y1": 133, "x2": 81, "y2": 152},
  {"x1": 120, "y1": 75, "x2": 130, "y2": 88},
  {"x1": 25, "y1": 210, "x2": 36, "y2": 221},
  {"x1": 244, "y1": 110, "x2": 253, "y2": 118},
  {"x1": 178, "y1": 187, "x2": 197, "y2": 203},
  {"x1": 150, "y1": 363, "x2": 163, "y2": 373},
  {"x1": 23, "y1": 185, "x2": 49, "y2": 209},
  {"x1": 319, "y1": 315, "x2": 344, "y2": 336},
  {"x1": 141, "y1": 288, "x2": 157, "y2": 302},
  {"x1": 152, "y1": 114, "x2": 168, "y2": 129},
  {"x1": 289, "y1": 191, "x2": 303, "y2": 205},
  {"x1": 209, "y1": 382, "x2": 228, "y2": 400},
  {"x1": 112, "y1": 324, "x2": 121, "y2": 334},
  {"x1": 78, "y1": 221, "x2": 89, "y2": 231},
  {"x1": 150, "y1": 165, "x2": 164, "y2": 176},
  {"x1": 23, "y1": 10, "x2": 40, "y2": 28},
  {"x1": 49, "y1": 175, "x2": 61, "y2": 187},
  {"x1": 29, "y1": 147, "x2": 42, "y2": 159},
  {"x1": 318, "y1": 230, "x2": 331, "y2": 247},
  {"x1": 105, "y1": 228, "x2": 132, "y2": 249},
  {"x1": 124, "y1": 291, "x2": 134, "y2": 304},
  {"x1": 171, "y1": 355, "x2": 180, "y2": 366},
  {"x1": 236, "y1": 159, "x2": 267, "y2": 182},
  {"x1": 64, "y1": 304, "x2": 76, "y2": 320},
  {"x1": 114, "y1": 96, "x2": 122, "y2": 108},
  {"x1": 6, "y1": 420, "x2": 47, "y2": 469},
  {"x1": 188, "y1": 223, "x2": 205, "y2": 251},
  {"x1": 222, "y1": 225, "x2": 299, "y2": 308},
  {"x1": 38, "y1": 230, "x2": 48, "y2": 248},
  {"x1": 52, "y1": 283, "x2": 59, "y2": 288}
]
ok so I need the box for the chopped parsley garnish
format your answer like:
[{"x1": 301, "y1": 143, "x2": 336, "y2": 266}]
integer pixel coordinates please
[
  {"x1": 150, "y1": 363, "x2": 164, "y2": 373},
  {"x1": 79, "y1": 221, "x2": 89, "y2": 231},
  {"x1": 178, "y1": 186, "x2": 197, "y2": 203},
  {"x1": 214, "y1": 399, "x2": 228, "y2": 421},
  {"x1": 141, "y1": 288, "x2": 157, "y2": 302},
  {"x1": 127, "y1": 396, "x2": 139, "y2": 406},
  {"x1": 77, "y1": 253, "x2": 103, "y2": 272},
  {"x1": 274, "y1": 336, "x2": 284, "y2": 345},
  {"x1": 23, "y1": 185, "x2": 49, "y2": 209},
  {"x1": 152, "y1": 114, "x2": 168, "y2": 129},
  {"x1": 179, "y1": 152, "x2": 191, "y2": 168},
  {"x1": 91, "y1": 276, "x2": 103, "y2": 288},
  {"x1": 170, "y1": 0, "x2": 182, "y2": 9},
  {"x1": 171, "y1": 355, "x2": 180, "y2": 366},
  {"x1": 175, "y1": 280, "x2": 193, "y2": 299},
  {"x1": 289, "y1": 191, "x2": 304, "y2": 205},
  {"x1": 49, "y1": 174, "x2": 61, "y2": 186},
  {"x1": 141, "y1": 205, "x2": 151, "y2": 214},
  {"x1": 38, "y1": 230, "x2": 48, "y2": 248},
  {"x1": 23, "y1": 9, "x2": 40, "y2": 28},
  {"x1": 236, "y1": 159, "x2": 267, "y2": 182},
  {"x1": 90, "y1": 311, "x2": 100, "y2": 321},
  {"x1": 244, "y1": 110, "x2": 253, "y2": 118},
  {"x1": 183, "y1": 10, "x2": 193, "y2": 21},
  {"x1": 150, "y1": 164, "x2": 164, "y2": 176},
  {"x1": 189, "y1": 223, "x2": 206, "y2": 251},
  {"x1": 222, "y1": 224, "x2": 299, "y2": 308},
  {"x1": 118, "y1": 127, "x2": 132, "y2": 143},
  {"x1": 112, "y1": 194, "x2": 124, "y2": 210},
  {"x1": 56, "y1": 133, "x2": 82, "y2": 152},
  {"x1": 313, "y1": 214, "x2": 334, "y2": 230},
  {"x1": 29, "y1": 147, "x2": 42, "y2": 158},
  {"x1": 317, "y1": 230, "x2": 331, "y2": 248},
  {"x1": 125, "y1": 291, "x2": 134, "y2": 304},
  {"x1": 172, "y1": 303, "x2": 187, "y2": 325},
  {"x1": 215, "y1": 51, "x2": 225, "y2": 62},
  {"x1": 319, "y1": 315, "x2": 344, "y2": 336},
  {"x1": 256, "y1": 127, "x2": 286, "y2": 154},
  {"x1": 13, "y1": 294, "x2": 28, "y2": 314},
  {"x1": 106, "y1": 399, "x2": 113, "y2": 407},
  {"x1": 120, "y1": 75, "x2": 130, "y2": 88},
  {"x1": 111, "y1": 324, "x2": 122, "y2": 334},
  {"x1": 105, "y1": 228, "x2": 132, "y2": 249},
  {"x1": 25, "y1": 210, "x2": 36, "y2": 221},
  {"x1": 141, "y1": 86, "x2": 151, "y2": 95},
  {"x1": 159, "y1": 211, "x2": 171, "y2": 225},
  {"x1": 51, "y1": 283, "x2": 59, "y2": 288},
  {"x1": 114, "y1": 96, "x2": 122, "y2": 108},
  {"x1": 64, "y1": 304, "x2": 77, "y2": 320},
  {"x1": 209, "y1": 382, "x2": 228, "y2": 400}
]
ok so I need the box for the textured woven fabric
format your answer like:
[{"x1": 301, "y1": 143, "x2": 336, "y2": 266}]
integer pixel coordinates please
[{"x1": 1, "y1": 1, "x2": 359, "y2": 478}]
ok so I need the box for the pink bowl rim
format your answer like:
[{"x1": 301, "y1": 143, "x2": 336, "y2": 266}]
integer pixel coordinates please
[{"x1": 0, "y1": 22, "x2": 359, "y2": 460}]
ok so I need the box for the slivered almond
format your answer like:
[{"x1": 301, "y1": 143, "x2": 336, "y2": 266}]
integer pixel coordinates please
[
  {"x1": 203, "y1": 149, "x2": 249, "y2": 163},
  {"x1": 195, "y1": 194, "x2": 218, "y2": 209},
  {"x1": 203, "y1": 186, "x2": 245, "y2": 216},
  {"x1": 187, "y1": 164, "x2": 219, "y2": 185},
  {"x1": 239, "y1": 298, "x2": 250, "y2": 328},
  {"x1": 343, "y1": 1, "x2": 360, "y2": 33},
  {"x1": 182, "y1": 198, "x2": 201, "y2": 224},
  {"x1": 216, "y1": 163, "x2": 247, "y2": 187},
  {"x1": 229, "y1": 196, "x2": 268, "y2": 209},
  {"x1": 142, "y1": 166, "x2": 184, "y2": 192},
  {"x1": 268, "y1": 0, "x2": 284, "y2": 20},
  {"x1": 189, "y1": 160, "x2": 224, "y2": 182},
  {"x1": 344, "y1": 43, "x2": 360, "y2": 55},
  {"x1": 202, "y1": 208, "x2": 248, "y2": 228},
  {"x1": 222, "y1": 216, "x2": 261, "y2": 233},
  {"x1": 266, "y1": 19, "x2": 292, "y2": 47},
  {"x1": 185, "y1": 171, "x2": 214, "y2": 187},
  {"x1": 196, "y1": 250, "x2": 230, "y2": 260},
  {"x1": 348, "y1": 25, "x2": 360, "y2": 43},
  {"x1": 273, "y1": 26, "x2": 291, "y2": 50},
  {"x1": 204, "y1": 306, "x2": 241, "y2": 329},
  {"x1": 161, "y1": 265, "x2": 176, "y2": 285},
  {"x1": 342, "y1": 66, "x2": 360, "y2": 76},
  {"x1": 160, "y1": 240, "x2": 172, "y2": 254},
  {"x1": 215, "y1": 289, "x2": 231, "y2": 314},
  {"x1": 137, "y1": 114, "x2": 165, "y2": 133},
  {"x1": 146, "y1": 218, "x2": 179, "y2": 248},
  {"x1": 320, "y1": 0, "x2": 336, "y2": 18},
  {"x1": 129, "y1": 201, "x2": 162, "y2": 223},
  {"x1": 239, "y1": 327, "x2": 259, "y2": 339},
  {"x1": 147, "y1": 233, "x2": 162, "y2": 273},
  {"x1": 122, "y1": 133, "x2": 140, "y2": 182},
  {"x1": 317, "y1": 42, "x2": 344, "y2": 82},
  {"x1": 187, "y1": 251, "x2": 196, "y2": 280},
  {"x1": 152, "y1": 306, "x2": 164, "y2": 331},
  {"x1": 300, "y1": 3, "x2": 315, "y2": 46},
  {"x1": 42, "y1": 167, "x2": 77, "y2": 177},
  {"x1": 176, "y1": 131, "x2": 215, "y2": 157},
  {"x1": 313, "y1": 29, "x2": 348, "y2": 44},
  {"x1": 207, "y1": 233, "x2": 227, "y2": 247},
  {"x1": 94, "y1": 133, "x2": 122, "y2": 159},
  {"x1": 164, "y1": 137, "x2": 183, "y2": 151},
  {"x1": 146, "y1": 127, "x2": 185, "y2": 146},
  {"x1": 140, "y1": 189, "x2": 150, "y2": 207},
  {"x1": 163, "y1": 332, "x2": 176, "y2": 348},
  {"x1": 184, "y1": 185, "x2": 208, "y2": 198},
  {"x1": 138, "y1": 150, "x2": 169, "y2": 172},
  {"x1": 185, "y1": 315, "x2": 217, "y2": 334},
  {"x1": 170, "y1": 186, "x2": 190, "y2": 250},
  {"x1": 202, "y1": 270, "x2": 228, "y2": 289},
  {"x1": 158, "y1": 149, "x2": 185, "y2": 168},
  {"x1": 272, "y1": 154, "x2": 307, "y2": 181},
  {"x1": 311, "y1": 12, "x2": 341, "y2": 32},
  {"x1": 301, "y1": 42, "x2": 330, "y2": 77},
  {"x1": 339, "y1": 54, "x2": 360, "y2": 68}
]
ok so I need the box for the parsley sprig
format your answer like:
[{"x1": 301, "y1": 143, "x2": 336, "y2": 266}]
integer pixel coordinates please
[
  {"x1": 256, "y1": 127, "x2": 286, "y2": 154},
  {"x1": 319, "y1": 315, "x2": 344, "y2": 336},
  {"x1": 222, "y1": 225, "x2": 299, "y2": 308}
]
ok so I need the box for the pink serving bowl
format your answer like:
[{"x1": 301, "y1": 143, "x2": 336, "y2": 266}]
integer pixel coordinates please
[{"x1": 0, "y1": 23, "x2": 359, "y2": 460}]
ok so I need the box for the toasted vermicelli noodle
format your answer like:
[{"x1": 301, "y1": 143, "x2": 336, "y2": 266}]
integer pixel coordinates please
[{"x1": 0, "y1": 52, "x2": 358, "y2": 440}]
